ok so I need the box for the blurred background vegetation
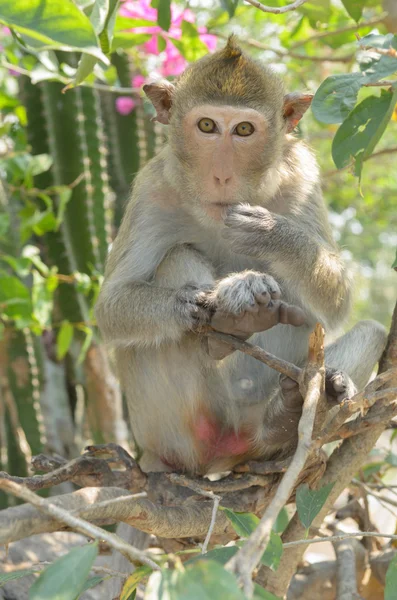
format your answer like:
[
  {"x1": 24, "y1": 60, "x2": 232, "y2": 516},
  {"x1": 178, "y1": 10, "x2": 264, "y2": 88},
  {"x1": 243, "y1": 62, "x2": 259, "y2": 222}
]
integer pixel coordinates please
[{"x1": 0, "y1": 0, "x2": 396, "y2": 511}]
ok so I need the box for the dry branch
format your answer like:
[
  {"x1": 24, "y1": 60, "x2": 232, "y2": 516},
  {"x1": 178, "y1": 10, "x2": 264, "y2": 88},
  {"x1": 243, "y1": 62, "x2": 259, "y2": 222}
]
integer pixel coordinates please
[
  {"x1": 206, "y1": 329, "x2": 301, "y2": 381},
  {"x1": 226, "y1": 323, "x2": 325, "y2": 597},
  {"x1": 0, "y1": 478, "x2": 160, "y2": 570}
]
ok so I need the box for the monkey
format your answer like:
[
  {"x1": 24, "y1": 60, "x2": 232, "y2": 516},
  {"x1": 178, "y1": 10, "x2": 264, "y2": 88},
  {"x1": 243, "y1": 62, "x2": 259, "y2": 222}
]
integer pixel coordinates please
[{"x1": 95, "y1": 36, "x2": 387, "y2": 476}]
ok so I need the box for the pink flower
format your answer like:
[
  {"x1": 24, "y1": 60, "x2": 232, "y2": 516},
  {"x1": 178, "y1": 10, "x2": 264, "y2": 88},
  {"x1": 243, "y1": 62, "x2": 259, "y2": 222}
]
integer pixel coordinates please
[
  {"x1": 116, "y1": 96, "x2": 136, "y2": 115},
  {"x1": 118, "y1": 0, "x2": 216, "y2": 77},
  {"x1": 132, "y1": 74, "x2": 146, "y2": 88}
]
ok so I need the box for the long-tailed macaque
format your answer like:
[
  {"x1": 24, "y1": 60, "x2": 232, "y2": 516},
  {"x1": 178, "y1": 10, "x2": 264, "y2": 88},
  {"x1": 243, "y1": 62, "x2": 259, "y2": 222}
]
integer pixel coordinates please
[{"x1": 95, "y1": 37, "x2": 387, "y2": 475}]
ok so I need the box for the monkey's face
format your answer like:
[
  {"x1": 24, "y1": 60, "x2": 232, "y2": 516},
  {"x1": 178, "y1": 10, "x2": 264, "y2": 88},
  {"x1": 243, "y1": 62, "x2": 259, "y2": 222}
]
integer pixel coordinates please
[{"x1": 174, "y1": 104, "x2": 279, "y2": 222}]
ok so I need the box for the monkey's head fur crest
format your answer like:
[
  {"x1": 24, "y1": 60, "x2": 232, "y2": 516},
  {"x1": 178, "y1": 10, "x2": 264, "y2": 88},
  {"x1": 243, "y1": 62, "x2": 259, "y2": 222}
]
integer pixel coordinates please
[{"x1": 143, "y1": 36, "x2": 312, "y2": 131}]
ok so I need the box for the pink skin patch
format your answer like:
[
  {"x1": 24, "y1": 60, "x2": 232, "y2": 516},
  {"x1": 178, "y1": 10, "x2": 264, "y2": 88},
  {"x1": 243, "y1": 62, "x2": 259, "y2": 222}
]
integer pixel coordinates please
[{"x1": 195, "y1": 415, "x2": 250, "y2": 459}]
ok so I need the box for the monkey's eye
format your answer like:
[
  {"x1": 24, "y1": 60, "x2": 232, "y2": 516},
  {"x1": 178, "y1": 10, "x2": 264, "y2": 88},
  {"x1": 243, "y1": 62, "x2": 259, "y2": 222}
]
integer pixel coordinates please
[
  {"x1": 198, "y1": 118, "x2": 216, "y2": 133},
  {"x1": 235, "y1": 122, "x2": 254, "y2": 137}
]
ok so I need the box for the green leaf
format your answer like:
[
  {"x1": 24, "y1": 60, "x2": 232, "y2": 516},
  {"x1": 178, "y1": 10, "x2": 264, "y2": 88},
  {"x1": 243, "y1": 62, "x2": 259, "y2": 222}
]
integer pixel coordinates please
[
  {"x1": 260, "y1": 531, "x2": 283, "y2": 571},
  {"x1": 29, "y1": 543, "x2": 98, "y2": 600},
  {"x1": 145, "y1": 560, "x2": 246, "y2": 600},
  {"x1": 312, "y1": 73, "x2": 364, "y2": 124},
  {"x1": 220, "y1": 0, "x2": 239, "y2": 18},
  {"x1": 157, "y1": 0, "x2": 171, "y2": 31},
  {"x1": 296, "y1": 482, "x2": 334, "y2": 530},
  {"x1": 74, "y1": 54, "x2": 98, "y2": 86},
  {"x1": 0, "y1": 213, "x2": 10, "y2": 238},
  {"x1": 56, "y1": 321, "x2": 74, "y2": 360},
  {"x1": 273, "y1": 507, "x2": 289, "y2": 534},
  {"x1": 385, "y1": 451, "x2": 397, "y2": 467},
  {"x1": 76, "y1": 326, "x2": 93, "y2": 364},
  {"x1": 89, "y1": 0, "x2": 110, "y2": 35},
  {"x1": 332, "y1": 88, "x2": 397, "y2": 178},
  {"x1": 341, "y1": 0, "x2": 364, "y2": 22},
  {"x1": 115, "y1": 15, "x2": 154, "y2": 30},
  {"x1": 120, "y1": 566, "x2": 152, "y2": 600},
  {"x1": 0, "y1": 0, "x2": 107, "y2": 62},
  {"x1": 186, "y1": 546, "x2": 238, "y2": 566},
  {"x1": 170, "y1": 21, "x2": 209, "y2": 62},
  {"x1": 222, "y1": 508, "x2": 259, "y2": 537},
  {"x1": 0, "y1": 569, "x2": 36, "y2": 587},
  {"x1": 32, "y1": 270, "x2": 53, "y2": 328},
  {"x1": 392, "y1": 248, "x2": 397, "y2": 271},
  {"x1": 0, "y1": 272, "x2": 32, "y2": 321},
  {"x1": 77, "y1": 575, "x2": 105, "y2": 596},
  {"x1": 253, "y1": 584, "x2": 282, "y2": 600},
  {"x1": 111, "y1": 32, "x2": 151, "y2": 51},
  {"x1": 28, "y1": 153, "x2": 53, "y2": 176},
  {"x1": 385, "y1": 553, "x2": 397, "y2": 600}
]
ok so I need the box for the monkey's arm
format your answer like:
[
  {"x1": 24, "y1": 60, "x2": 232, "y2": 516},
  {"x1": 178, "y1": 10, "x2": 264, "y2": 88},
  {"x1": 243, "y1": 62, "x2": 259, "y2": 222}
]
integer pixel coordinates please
[
  {"x1": 223, "y1": 204, "x2": 352, "y2": 329},
  {"x1": 95, "y1": 244, "x2": 216, "y2": 347}
]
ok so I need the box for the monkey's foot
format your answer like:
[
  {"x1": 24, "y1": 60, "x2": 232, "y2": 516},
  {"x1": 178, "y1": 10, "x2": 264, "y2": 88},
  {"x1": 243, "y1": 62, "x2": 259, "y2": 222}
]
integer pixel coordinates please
[{"x1": 324, "y1": 367, "x2": 357, "y2": 404}]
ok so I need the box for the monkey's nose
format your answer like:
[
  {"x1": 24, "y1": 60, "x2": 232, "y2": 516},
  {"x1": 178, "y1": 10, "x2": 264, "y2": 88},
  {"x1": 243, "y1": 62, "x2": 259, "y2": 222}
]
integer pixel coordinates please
[{"x1": 214, "y1": 174, "x2": 232, "y2": 186}]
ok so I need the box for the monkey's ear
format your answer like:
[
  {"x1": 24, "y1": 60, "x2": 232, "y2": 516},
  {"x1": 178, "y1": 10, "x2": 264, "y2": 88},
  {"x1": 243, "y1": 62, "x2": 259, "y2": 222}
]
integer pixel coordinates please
[
  {"x1": 143, "y1": 81, "x2": 175, "y2": 125},
  {"x1": 282, "y1": 93, "x2": 313, "y2": 133}
]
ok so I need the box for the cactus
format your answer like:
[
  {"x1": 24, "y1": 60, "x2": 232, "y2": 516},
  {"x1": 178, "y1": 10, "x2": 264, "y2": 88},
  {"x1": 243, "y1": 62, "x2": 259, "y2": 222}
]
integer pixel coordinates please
[{"x1": 0, "y1": 180, "x2": 47, "y2": 507}]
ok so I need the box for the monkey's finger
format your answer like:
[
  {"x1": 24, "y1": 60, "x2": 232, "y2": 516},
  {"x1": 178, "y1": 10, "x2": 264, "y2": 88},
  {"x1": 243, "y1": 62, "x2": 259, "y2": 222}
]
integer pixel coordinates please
[
  {"x1": 279, "y1": 303, "x2": 306, "y2": 327},
  {"x1": 254, "y1": 290, "x2": 271, "y2": 305}
]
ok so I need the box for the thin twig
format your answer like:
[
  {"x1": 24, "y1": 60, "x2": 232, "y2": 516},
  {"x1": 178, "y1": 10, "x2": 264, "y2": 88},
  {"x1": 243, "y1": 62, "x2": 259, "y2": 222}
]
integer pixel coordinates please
[
  {"x1": 291, "y1": 14, "x2": 387, "y2": 48},
  {"x1": 323, "y1": 146, "x2": 397, "y2": 177},
  {"x1": 0, "y1": 478, "x2": 160, "y2": 571},
  {"x1": 244, "y1": 0, "x2": 308, "y2": 14},
  {"x1": 215, "y1": 32, "x2": 354, "y2": 63},
  {"x1": 226, "y1": 324, "x2": 325, "y2": 598},
  {"x1": 283, "y1": 530, "x2": 397, "y2": 548},
  {"x1": 364, "y1": 80, "x2": 397, "y2": 87},
  {"x1": 168, "y1": 474, "x2": 221, "y2": 554}
]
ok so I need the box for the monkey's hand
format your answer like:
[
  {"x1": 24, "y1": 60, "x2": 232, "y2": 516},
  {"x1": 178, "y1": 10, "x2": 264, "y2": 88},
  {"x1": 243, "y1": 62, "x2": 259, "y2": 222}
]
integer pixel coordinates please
[
  {"x1": 222, "y1": 204, "x2": 280, "y2": 258},
  {"x1": 175, "y1": 283, "x2": 214, "y2": 332},
  {"x1": 205, "y1": 271, "x2": 305, "y2": 359}
]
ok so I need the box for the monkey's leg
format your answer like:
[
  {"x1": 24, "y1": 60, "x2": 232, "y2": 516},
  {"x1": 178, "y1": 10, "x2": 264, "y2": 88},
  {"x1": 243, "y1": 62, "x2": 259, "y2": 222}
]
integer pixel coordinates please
[
  {"x1": 260, "y1": 320, "x2": 387, "y2": 454},
  {"x1": 324, "y1": 319, "x2": 387, "y2": 389}
]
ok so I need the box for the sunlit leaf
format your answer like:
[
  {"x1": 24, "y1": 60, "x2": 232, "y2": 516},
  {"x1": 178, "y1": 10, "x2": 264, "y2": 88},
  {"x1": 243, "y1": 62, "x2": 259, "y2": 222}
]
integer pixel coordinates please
[
  {"x1": 296, "y1": 482, "x2": 334, "y2": 529},
  {"x1": 341, "y1": 0, "x2": 364, "y2": 22},
  {"x1": 0, "y1": 0, "x2": 107, "y2": 61},
  {"x1": 157, "y1": 0, "x2": 171, "y2": 31},
  {"x1": 120, "y1": 566, "x2": 152, "y2": 600},
  {"x1": 222, "y1": 508, "x2": 259, "y2": 537},
  {"x1": 169, "y1": 21, "x2": 208, "y2": 62},
  {"x1": 312, "y1": 73, "x2": 364, "y2": 124},
  {"x1": 332, "y1": 88, "x2": 397, "y2": 178},
  {"x1": 111, "y1": 32, "x2": 151, "y2": 51},
  {"x1": 221, "y1": 0, "x2": 239, "y2": 18},
  {"x1": 56, "y1": 321, "x2": 74, "y2": 360}
]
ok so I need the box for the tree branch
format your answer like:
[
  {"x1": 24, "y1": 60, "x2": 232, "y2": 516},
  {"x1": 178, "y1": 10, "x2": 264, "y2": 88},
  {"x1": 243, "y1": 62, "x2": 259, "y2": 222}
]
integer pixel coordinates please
[{"x1": 0, "y1": 478, "x2": 160, "y2": 571}]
